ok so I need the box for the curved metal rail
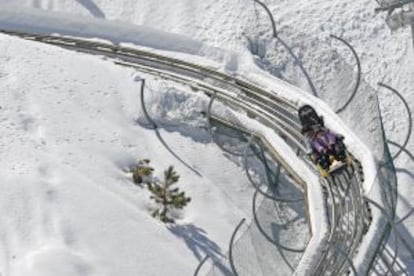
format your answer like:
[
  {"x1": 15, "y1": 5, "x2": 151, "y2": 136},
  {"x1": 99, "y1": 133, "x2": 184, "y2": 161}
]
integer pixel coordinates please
[
  {"x1": 378, "y1": 83, "x2": 412, "y2": 160},
  {"x1": 330, "y1": 35, "x2": 362, "y2": 114},
  {"x1": 243, "y1": 136, "x2": 304, "y2": 203},
  {"x1": 229, "y1": 218, "x2": 246, "y2": 276},
  {"x1": 252, "y1": 0, "x2": 319, "y2": 97},
  {"x1": 138, "y1": 79, "x2": 157, "y2": 129},
  {"x1": 0, "y1": 30, "x2": 381, "y2": 275},
  {"x1": 207, "y1": 98, "x2": 366, "y2": 275},
  {"x1": 194, "y1": 255, "x2": 210, "y2": 276},
  {"x1": 313, "y1": 164, "x2": 368, "y2": 275},
  {"x1": 204, "y1": 113, "x2": 311, "y2": 275},
  {"x1": 252, "y1": 191, "x2": 308, "y2": 253}
]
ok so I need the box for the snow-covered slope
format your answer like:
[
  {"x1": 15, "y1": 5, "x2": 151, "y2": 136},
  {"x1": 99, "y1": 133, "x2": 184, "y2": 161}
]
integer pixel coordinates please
[
  {"x1": 0, "y1": 34, "x2": 257, "y2": 276},
  {"x1": 0, "y1": 0, "x2": 412, "y2": 274}
]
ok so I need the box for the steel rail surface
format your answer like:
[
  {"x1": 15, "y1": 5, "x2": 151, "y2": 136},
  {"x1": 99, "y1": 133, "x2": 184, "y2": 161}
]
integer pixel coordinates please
[
  {"x1": 330, "y1": 35, "x2": 362, "y2": 114},
  {"x1": 194, "y1": 255, "x2": 210, "y2": 276},
  {"x1": 378, "y1": 83, "x2": 412, "y2": 160},
  {"x1": 229, "y1": 218, "x2": 246, "y2": 276}
]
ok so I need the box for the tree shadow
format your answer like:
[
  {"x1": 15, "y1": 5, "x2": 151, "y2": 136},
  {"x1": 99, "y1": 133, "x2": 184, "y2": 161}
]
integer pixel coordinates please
[
  {"x1": 168, "y1": 223, "x2": 233, "y2": 275},
  {"x1": 168, "y1": 224, "x2": 222, "y2": 261},
  {"x1": 76, "y1": 0, "x2": 105, "y2": 18}
]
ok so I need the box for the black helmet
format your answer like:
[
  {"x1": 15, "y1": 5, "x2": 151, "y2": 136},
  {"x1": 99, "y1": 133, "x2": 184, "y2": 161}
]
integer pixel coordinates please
[{"x1": 298, "y1": 105, "x2": 324, "y2": 129}]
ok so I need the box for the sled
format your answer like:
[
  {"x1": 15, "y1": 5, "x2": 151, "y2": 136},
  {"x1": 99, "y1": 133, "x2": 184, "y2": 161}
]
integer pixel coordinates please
[
  {"x1": 317, "y1": 156, "x2": 351, "y2": 178},
  {"x1": 329, "y1": 159, "x2": 347, "y2": 173}
]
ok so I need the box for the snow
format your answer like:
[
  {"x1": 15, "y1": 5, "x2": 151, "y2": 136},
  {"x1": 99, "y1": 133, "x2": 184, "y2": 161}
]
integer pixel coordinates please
[
  {"x1": 0, "y1": 5, "x2": 240, "y2": 72},
  {"x1": 0, "y1": 0, "x2": 413, "y2": 274},
  {"x1": 0, "y1": 35, "x2": 257, "y2": 276}
]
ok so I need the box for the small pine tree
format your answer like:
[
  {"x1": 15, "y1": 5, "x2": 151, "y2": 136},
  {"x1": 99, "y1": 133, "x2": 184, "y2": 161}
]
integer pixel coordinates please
[
  {"x1": 131, "y1": 159, "x2": 154, "y2": 184},
  {"x1": 148, "y1": 166, "x2": 191, "y2": 223}
]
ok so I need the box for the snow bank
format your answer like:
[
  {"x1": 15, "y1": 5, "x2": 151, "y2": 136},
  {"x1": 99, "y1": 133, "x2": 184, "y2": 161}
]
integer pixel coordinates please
[{"x1": 0, "y1": 5, "x2": 240, "y2": 69}]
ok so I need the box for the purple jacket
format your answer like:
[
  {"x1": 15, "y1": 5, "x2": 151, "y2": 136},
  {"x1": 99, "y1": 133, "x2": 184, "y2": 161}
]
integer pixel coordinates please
[{"x1": 305, "y1": 129, "x2": 337, "y2": 154}]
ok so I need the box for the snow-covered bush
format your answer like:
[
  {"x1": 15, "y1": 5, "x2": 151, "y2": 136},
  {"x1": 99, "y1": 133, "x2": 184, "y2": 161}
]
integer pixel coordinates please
[{"x1": 130, "y1": 159, "x2": 154, "y2": 185}]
